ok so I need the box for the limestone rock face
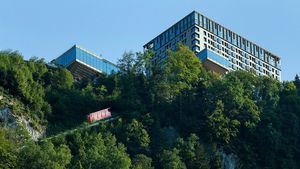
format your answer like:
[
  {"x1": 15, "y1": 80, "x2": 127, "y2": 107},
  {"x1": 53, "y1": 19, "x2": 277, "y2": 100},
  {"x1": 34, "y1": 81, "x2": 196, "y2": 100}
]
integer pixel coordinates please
[
  {"x1": 0, "y1": 107, "x2": 44, "y2": 141},
  {"x1": 220, "y1": 151, "x2": 239, "y2": 169},
  {"x1": 0, "y1": 108, "x2": 18, "y2": 128}
]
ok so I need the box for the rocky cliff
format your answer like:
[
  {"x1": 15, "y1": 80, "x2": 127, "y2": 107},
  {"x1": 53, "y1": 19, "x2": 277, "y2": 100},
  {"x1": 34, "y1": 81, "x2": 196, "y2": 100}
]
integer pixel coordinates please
[{"x1": 0, "y1": 94, "x2": 45, "y2": 141}]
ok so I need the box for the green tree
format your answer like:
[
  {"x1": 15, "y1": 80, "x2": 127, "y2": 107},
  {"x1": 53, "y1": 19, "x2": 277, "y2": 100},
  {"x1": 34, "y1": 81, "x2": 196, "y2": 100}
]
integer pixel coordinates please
[
  {"x1": 207, "y1": 100, "x2": 240, "y2": 143},
  {"x1": 210, "y1": 153, "x2": 222, "y2": 169},
  {"x1": 115, "y1": 52, "x2": 151, "y2": 112},
  {"x1": 160, "y1": 148, "x2": 187, "y2": 169},
  {"x1": 0, "y1": 128, "x2": 19, "y2": 169},
  {"x1": 117, "y1": 51, "x2": 152, "y2": 75},
  {"x1": 154, "y1": 43, "x2": 203, "y2": 101},
  {"x1": 294, "y1": 74, "x2": 300, "y2": 88},
  {"x1": 44, "y1": 68, "x2": 73, "y2": 90},
  {"x1": 125, "y1": 119, "x2": 150, "y2": 154},
  {"x1": 131, "y1": 154, "x2": 154, "y2": 169},
  {"x1": 19, "y1": 141, "x2": 71, "y2": 169},
  {"x1": 69, "y1": 131, "x2": 131, "y2": 169},
  {"x1": 176, "y1": 134, "x2": 210, "y2": 169},
  {"x1": 205, "y1": 71, "x2": 260, "y2": 144},
  {"x1": 0, "y1": 51, "x2": 51, "y2": 124}
]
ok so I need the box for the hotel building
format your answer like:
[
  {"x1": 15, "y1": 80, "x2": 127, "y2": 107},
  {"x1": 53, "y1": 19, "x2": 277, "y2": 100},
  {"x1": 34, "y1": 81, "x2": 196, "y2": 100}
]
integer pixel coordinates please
[
  {"x1": 52, "y1": 45, "x2": 119, "y2": 80},
  {"x1": 144, "y1": 11, "x2": 281, "y2": 80}
]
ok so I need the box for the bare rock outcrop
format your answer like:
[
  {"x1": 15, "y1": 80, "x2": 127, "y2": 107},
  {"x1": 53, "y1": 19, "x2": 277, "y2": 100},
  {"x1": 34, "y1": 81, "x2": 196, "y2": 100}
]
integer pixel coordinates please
[{"x1": 0, "y1": 107, "x2": 44, "y2": 141}]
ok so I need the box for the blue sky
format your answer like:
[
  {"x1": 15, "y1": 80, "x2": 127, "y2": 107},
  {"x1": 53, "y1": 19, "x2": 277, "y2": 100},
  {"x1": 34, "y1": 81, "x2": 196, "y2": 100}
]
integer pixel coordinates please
[{"x1": 0, "y1": 0, "x2": 299, "y2": 80}]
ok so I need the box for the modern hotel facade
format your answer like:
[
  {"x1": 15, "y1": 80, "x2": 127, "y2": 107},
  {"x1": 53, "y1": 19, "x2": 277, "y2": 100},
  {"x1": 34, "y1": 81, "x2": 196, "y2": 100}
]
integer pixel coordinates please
[
  {"x1": 144, "y1": 11, "x2": 281, "y2": 80},
  {"x1": 52, "y1": 45, "x2": 119, "y2": 80}
]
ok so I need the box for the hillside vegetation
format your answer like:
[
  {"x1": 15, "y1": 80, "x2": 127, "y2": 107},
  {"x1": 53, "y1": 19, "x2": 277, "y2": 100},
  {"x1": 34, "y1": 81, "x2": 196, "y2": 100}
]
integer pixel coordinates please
[{"x1": 1, "y1": 44, "x2": 300, "y2": 169}]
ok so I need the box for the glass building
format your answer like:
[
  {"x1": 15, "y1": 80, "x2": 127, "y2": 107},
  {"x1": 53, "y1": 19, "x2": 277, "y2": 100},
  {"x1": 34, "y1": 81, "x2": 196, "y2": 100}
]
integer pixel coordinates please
[
  {"x1": 52, "y1": 45, "x2": 119, "y2": 80},
  {"x1": 144, "y1": 11, "x2": 281, "y2": 80}
]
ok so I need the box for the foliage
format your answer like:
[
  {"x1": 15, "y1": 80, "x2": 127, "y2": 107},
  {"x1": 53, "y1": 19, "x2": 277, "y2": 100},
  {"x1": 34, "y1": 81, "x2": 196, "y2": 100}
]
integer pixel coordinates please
[
  {"x1": 0, "y1": 51, "x2": 51, "y2": 124},
  {"x1": 154, "y1": 43, "x2": 203, "y2": 101},
  {"x1": 176, "y1": 134, "x2": 210, "y2": 169},
  {"x1": 131, "y1": 154, "x2": 154, "y2": 169},
  {"x1": 125, "y1": 119, "x2": 150, "y2": 153},
  {"x1": 160, "y1": 148, "x2": 187, "y2": 169},
  {"x1": 0, "y1": 128, "x2": 19, "y2": 169},
  {"x1": 19, "y1": 141, "x2": 72, "y2": 169},
  {"x1": 67, "y1": 131, "x2": 131, "y2": 169},
  {"x1": 1, "y1": 45, "x2": 300, "y2": 169}
]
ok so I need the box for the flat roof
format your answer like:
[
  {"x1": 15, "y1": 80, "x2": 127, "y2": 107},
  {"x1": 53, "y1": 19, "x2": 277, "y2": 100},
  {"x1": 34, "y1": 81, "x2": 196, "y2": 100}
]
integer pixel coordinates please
[
  {"x1": 53, "y1": 44, "x2": 118, "y2": 67},
  {"x1": 144, "y1": 11, "x2": 280, "y2": 60}
]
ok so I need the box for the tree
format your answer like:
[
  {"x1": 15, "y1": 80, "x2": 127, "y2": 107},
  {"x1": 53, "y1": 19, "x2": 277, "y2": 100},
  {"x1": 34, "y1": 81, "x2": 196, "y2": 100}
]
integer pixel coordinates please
[
  {"x1": 295, "y1": 74, "x2": 300, "y2": 88},
  {"x1": 117, "y1": 51, "x2": 152, "y2": 75},
  {"x1": 44, "y1": 68, "x2": 73, "y2": 90},
  {"x1": 131, "y1": 154, "x2": 154, "y2": 169},
  {"x1": 19, "y1": 141, "x2": 71, "y2": 169},
  {"x1": 160, "y1": 148, "x2": 187, "y2": 169},
  {"x1": 2, "y1": 45, "x2": 300, "y2": 169},
  {"x1": 0, "y1": 51, "x2": 51, "y2": 124},
  {"x1": 115, "y1": 52, "x2": 151, "y2": 112},
  {"x1": 154, "y1": 43, "x2": 203, "y2": 101},
  {"x1": 0, "y1": 128, "x2": 19, "y2": 169},
  {"x1": 118, "y1": 52, "x2": 136, "y2": 74},
  {"x1": 125, "y1": 119, "x2": 150, "y2": 154},
  {"x1": 68, "y1": 131, "x2": 131, "y2": 169},
  {"x1": 204, "y1": 71, "x2": 261, "y2": 144},
  {"x1": 176, "y1": 134, "x2": 210, "y2": 169},
  {"x1": 206, "y1": 100, "x2": 240, "y2": 143},
  {"x1": 210, "y1": 153, "x2": 222, "y2": 169}
]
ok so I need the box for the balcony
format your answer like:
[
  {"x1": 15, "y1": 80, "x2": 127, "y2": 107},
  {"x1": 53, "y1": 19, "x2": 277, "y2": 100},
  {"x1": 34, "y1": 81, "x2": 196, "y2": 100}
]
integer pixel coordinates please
[{"x1": 196, "y1": 49, "x2": 230, "y2": 74}]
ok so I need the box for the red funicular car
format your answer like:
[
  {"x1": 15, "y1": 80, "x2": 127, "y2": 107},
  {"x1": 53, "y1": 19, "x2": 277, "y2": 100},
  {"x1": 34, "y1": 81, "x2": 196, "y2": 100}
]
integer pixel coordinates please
[{"x1": 87, "y1": 108, "x2": 112, "y2": 123}]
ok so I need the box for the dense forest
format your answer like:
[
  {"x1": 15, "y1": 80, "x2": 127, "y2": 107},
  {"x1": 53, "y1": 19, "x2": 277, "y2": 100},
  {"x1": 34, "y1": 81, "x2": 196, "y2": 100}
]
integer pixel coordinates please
[{"x1": 0, "y1": 44, "x2": 300, "y2": 169}]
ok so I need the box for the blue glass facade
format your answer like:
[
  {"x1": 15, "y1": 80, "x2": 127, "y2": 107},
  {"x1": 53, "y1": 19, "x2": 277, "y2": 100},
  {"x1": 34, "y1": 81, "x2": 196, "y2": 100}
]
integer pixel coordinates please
[
  {"x1": 197, "y1": 49, "x2": 230, "y2": 68},
  {"x1": 53, "y1": 45, "x2": 119, "y2": 75},
  {"x1": 53, "y1": 46, "x2": 76, "y2": 67}
]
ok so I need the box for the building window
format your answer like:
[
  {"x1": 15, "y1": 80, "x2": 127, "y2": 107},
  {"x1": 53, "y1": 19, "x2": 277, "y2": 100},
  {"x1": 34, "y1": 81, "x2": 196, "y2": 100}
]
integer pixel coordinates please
[
  {"x1": 192, "y1": 46, "x2": 200, "y2": 52},
  {"x1": 192, "y1": 39, "x2": 200, "y2": 45},
  {"x1": 192, "y1": 26, "x2": 200, "y2": 32},
  {"x1": 192, "y1": 33, "x2": 199, "y2": 39}
]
